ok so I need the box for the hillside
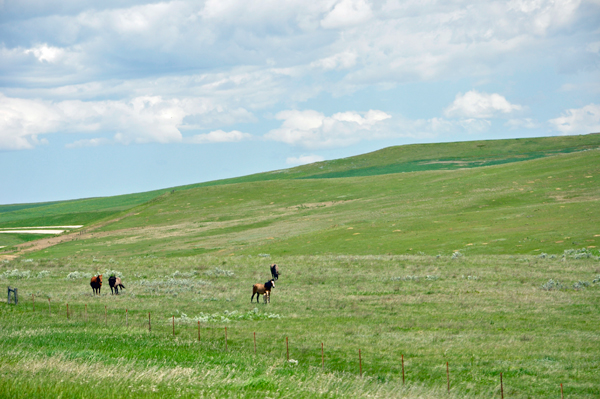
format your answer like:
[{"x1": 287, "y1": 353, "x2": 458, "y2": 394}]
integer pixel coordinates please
[
  {"x1": 0, "y1": 134, "x2": 599, "y2": 398},
  {"x1": 1, "y1": 143, "x2": 595, "y2": 260}
]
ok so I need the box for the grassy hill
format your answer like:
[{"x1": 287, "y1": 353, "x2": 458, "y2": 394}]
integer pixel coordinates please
[
  {"x1": 0, "y1": 134, "x2": 599, "y2": 398},
  {"x1": 7, "y1": 142, "x2": 597, "y2": 260},
  {"x1": 1, "y1": 133, "x2": 599, "y2": 255}
]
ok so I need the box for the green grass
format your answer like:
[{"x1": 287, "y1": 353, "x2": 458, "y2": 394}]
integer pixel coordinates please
[
  {"x1": 0, "y1": 254, "x2": 598, "y2": 398},
  {"x1": 1, "y1": 134, "x2": 599, "y2": 397},
  {"x1": 2, "y1": 133, "x2": 599, "y2": 232},
  {"x1": 20, "y1": 147, "x2": 599, "y2": 260}
]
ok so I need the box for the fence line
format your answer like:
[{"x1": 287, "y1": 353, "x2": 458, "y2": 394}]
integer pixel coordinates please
[{"x1": 17, "y1": 304, "x2": 586, "y2": 397}]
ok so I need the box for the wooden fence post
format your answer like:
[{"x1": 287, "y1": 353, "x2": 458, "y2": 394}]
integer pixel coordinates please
[
  {"x1": 48, "y1": 298, "x2": 51, "y2": 314},
  {"x1": 172, "y1": 315, "x2": 175, "y2": 336},
  {"x1": 561, "y1": 383, "x2": 564, "y2": 399},
  {"x1": 446, "y1": 362, "x2": 450, "y2": 393},
  {"x1": 66, "y1": 303, "x2": 69, "y2": 319},
  {"x1": 500, "y1": 373, "x2": 504, "y2": 399},
  {"x1": 402, "y1": 354, "x2": 405, "y2": 385},
  {"x1": 32, "y1": 294, "x2": 35, "y2": 311},
  {"x1": 148, "y1": 312, "x2": 151, "y2": 332},
  {"x1": 198, "y1": 321, "x2": 200, "y2": 341}
]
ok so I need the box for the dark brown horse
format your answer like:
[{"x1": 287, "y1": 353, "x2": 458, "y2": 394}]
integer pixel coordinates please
[
  {"x1": 90, "y1": 274, "x2": 102, "y2": 295},
  {"x1": 108, "y1": 275, "x2": 125, "y2": 295}
]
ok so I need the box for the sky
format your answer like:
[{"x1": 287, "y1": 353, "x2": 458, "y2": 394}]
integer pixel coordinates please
[{"x1": 1, "y1": 0, "x2": 599, "y2": 205}]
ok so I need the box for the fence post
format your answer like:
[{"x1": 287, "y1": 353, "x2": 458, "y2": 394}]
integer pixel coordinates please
[
  {"x1": 48, "y1": 298, "x2": 51, "y2": 314},
  {"x1": 198, "y1": 321, "x2": 200, "y2": 341},
  {"x1": 66, "y1": 303, "x2": 69, "y2": 319},
  {"x1": 561, "y1": 383, "x2": 564, "y2": 399},
  {"x1": 402, "y1": 354, "x2": 405, "y2": 385},
  {"x1": 500, "y1": 373, "x2": 504, "y2": 399},
  {"x1": 446, "y1": 362, "x2": 450, "y2": 393},
  {"x1": 148, "y1": 312, "x2": 151, "y2": 332},
  {"x1": 32, "y1": 294, "x2": 35, "y2": 311},
  {"x1": 172, "y1": 315, "x2": 175, "y2": 336}
]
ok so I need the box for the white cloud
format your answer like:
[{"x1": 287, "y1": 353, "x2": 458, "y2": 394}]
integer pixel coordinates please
[
  {"x1": 286, "y1": 154, "x2": 325, "y2": 165},
  {"x1": 0, "y1": 93, "x2": 256, "y2": 150},
  {"x1": 549, "y1": 103, "x2": 600, "y2": 134},
  {"x1": 187, "y1": 130, "x2": 252, "y2": 144},
  {"x1": 444, "y1": 91, "x2": 523, "y2": 119},
  {"x1": 321, "y1": 0, "x2": 373, "y2": 29},
  {"x1": 0, "y1": 0, "x2": 597, "y2": 153},
  {"x1": 311, "y1": 51, "x2": 358, "y2": 70},
  {"x1": 65, "y1": 138, "x2": 110, "y2": 148},
  {"x1": 265, "y1": 109, "x2": 391, "y2": 149},
  {"x1": 24, "y1": 44, "x2": 66, "y2": 63},
  {"x1": 0, "y1": 95, "x2": 63, "y2": 150}
]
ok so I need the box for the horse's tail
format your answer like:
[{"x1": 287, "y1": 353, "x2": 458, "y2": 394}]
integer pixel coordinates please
[{"x1": 118, "y1": 283, "x2": 125, "y2": 289}]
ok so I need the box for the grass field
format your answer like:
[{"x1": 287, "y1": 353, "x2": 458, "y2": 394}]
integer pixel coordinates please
[
  {"x1": 8, "y1": 146, "x2": 597, "y2": 260},
  {"x1": 0, "y1": 134, "x2": 599, "y2": 398},
  {"x1": 0, "y1": 254, "x2": 598, "y2": 398}
]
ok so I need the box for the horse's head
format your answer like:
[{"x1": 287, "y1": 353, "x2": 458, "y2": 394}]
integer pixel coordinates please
[
  {"x1": 270, "y1": 279, "x2": 275, "y2": 288},
  {"x1": 98, "y1": 274, "x2": 103, "y2": 283}
]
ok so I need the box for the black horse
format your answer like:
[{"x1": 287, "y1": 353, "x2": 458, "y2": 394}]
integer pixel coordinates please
[{"x1": 270, "y1": 264, "x2": 280, "y2": 280}]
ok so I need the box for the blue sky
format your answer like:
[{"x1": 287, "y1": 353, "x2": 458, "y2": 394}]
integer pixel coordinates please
[{"x1": 1, "y1": 0, "x2": 599, "y2": 204}]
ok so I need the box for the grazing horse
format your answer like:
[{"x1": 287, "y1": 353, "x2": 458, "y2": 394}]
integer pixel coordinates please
[
  {"x1": 90, "y1": 274, "x2": 103, "y2": 296},
  {"x1": 270, "y1": 264, "x2": 280, "y2": 280},
  {"x1": 251, "y1": 279, "x2": 275, "y2": 303},
  {"x1": 108, "y1": 275, "x2": 125, "y2": 295}
]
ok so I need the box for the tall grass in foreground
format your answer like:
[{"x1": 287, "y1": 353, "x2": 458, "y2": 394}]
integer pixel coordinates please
[{"x1": 0, "y1": 254, "x2": 598, "y2": 398}]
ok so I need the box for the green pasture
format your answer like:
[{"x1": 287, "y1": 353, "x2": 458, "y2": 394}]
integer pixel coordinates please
[
  {"x1": 0, "y1": 254, "x2": 598, "y2": 398},
  {"x1": 1, "y1": 134, "x2": 599, "y2": 398},
  {"x1": 14, "y1": 148, "x2": 599, "y2": 260},
  {"x1": 2, "y1": 133, "x2": 599, "y2": 234}
]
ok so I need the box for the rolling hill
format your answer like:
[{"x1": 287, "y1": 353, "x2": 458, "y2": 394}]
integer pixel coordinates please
[
  {"x1": 2, "y1": 133, "x2": 599, "y2": 259},
  {"x1": 1, "y1": 133, "x2": 599, "y2": 398}
]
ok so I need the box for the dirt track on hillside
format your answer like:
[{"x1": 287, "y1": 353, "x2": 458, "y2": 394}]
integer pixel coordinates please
[{"x1": 0, "y1": 213, "x2": 135, "y2": 261}]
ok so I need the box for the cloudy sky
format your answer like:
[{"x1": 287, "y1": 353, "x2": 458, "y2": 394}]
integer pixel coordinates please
[{"x1": 1, "y1": 0, "x2": 599, "y2": 204}]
